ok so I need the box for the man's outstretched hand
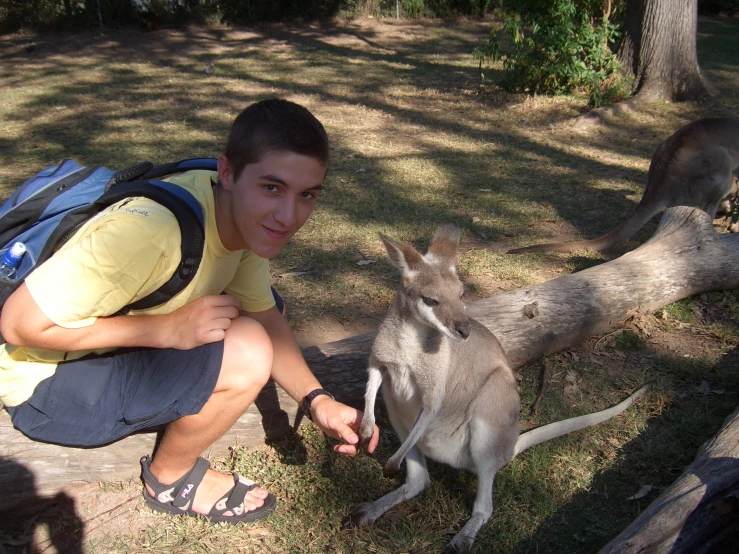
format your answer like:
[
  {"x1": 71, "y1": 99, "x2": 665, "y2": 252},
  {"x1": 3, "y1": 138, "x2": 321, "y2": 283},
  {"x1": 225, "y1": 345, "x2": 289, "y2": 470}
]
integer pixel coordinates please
[{"x1": 310, "y1": 395, "x2": 380, "y2": 456}]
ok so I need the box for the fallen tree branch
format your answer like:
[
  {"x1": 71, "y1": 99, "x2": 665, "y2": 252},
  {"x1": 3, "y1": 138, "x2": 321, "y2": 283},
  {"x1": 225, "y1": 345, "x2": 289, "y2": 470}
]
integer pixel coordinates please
[
  {"x1": 571, "y1": 97, "x2": 642, "y2": 131},
  {"x1": 467, "y1": 206, "x2": 739, "y2": 367},
  {"x1": 599, "y1": 405, "x2": 739, "y2": 553}
]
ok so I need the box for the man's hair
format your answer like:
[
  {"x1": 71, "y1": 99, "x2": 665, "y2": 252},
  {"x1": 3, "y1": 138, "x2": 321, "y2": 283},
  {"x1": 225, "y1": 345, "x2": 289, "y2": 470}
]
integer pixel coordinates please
[{"x1": 224, "y1": 98, "x2": 329, "y2": 180}]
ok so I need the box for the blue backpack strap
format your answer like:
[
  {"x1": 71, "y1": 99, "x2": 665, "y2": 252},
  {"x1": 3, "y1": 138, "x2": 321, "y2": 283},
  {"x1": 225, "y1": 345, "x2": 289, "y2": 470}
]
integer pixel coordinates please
[
  {"x1": 138, "y1": 158, "x2": 218, "y2": 181},
  {"x1": 114, "y1": 159, "x2": 216, "y2": 311},
  {"x1": 92, "y1": 180, "x2": 206, "y2": 314}
]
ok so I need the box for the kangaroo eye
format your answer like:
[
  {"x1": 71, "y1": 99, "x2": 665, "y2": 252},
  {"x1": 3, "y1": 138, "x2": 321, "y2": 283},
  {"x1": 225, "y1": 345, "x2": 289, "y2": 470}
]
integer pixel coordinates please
[{"x1": 422, "y1": 296, "x2": 439, "y2": 307}]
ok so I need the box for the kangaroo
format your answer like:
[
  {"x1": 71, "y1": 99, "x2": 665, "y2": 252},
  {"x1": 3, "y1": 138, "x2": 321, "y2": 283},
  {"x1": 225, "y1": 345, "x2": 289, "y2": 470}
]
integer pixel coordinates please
[
  {"x1": 508, "y1": 117, "x2": 739, "y2": 254},
  {"x1": 345, "y1": 222, "x2": 648, "y2": 554}
]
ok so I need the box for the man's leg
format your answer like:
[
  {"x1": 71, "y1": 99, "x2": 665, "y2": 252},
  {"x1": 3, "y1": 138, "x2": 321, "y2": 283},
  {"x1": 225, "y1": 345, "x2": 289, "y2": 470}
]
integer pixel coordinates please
[{"x1": 146, "y1": 316, "x2": 274, "y2": 515}]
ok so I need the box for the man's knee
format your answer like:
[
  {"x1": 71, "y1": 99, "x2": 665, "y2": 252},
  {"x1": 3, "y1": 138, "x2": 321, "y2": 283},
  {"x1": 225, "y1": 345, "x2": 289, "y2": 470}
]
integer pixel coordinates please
[{"x1": 218, "y1": 317, "x2": 273, "y2": 393}]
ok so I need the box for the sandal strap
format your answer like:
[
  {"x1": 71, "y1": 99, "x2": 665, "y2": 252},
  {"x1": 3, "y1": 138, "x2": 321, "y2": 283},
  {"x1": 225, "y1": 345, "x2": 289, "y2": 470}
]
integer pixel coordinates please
[
  {"x1": 209, "y1": 474, "x2": 258, "y2": 515},
  {"x1": 172, "y1": 457, "x2": 210, "y2": 508},
  {"x1": 226, "y1": 475, "x2": 258, "y2": 510},
  {"x1": 140, "y1": 454, "x2": 211, "y2": 510}
]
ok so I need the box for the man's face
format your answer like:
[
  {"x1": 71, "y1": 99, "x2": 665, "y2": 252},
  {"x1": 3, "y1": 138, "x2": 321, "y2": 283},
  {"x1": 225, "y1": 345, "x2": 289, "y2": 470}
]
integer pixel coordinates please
[{"x1": 216, "y1": 150, "x2": 326, "y2": 258}]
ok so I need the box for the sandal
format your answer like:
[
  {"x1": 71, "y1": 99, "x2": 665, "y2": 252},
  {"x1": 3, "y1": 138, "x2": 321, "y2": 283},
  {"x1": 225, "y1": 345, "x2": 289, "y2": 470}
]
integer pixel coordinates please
[{"x1": 140, "y1": 455, "x2": 276, "y2": 523}]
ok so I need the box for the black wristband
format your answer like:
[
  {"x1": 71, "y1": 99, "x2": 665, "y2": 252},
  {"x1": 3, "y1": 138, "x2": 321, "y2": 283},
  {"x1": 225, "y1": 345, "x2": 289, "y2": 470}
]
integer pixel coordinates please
[{"x1": 301, "y1": 388, "x2": 335, "y2": 421}]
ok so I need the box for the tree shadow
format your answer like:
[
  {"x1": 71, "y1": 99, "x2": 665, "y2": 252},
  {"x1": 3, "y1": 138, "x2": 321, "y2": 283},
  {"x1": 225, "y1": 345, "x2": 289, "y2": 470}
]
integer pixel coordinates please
[
  {"x1": 0, "y1": 17, "x2": 670, "y2": 250},
  {"x1": 4, "y1": 18, "x2": 736, "y2": 249},
  {"x1": 500, "y1": 346, "x2": 739, "y2": 554},
  {"x1": 0, "y1": 458, "x2": 84, "y2": 554}
]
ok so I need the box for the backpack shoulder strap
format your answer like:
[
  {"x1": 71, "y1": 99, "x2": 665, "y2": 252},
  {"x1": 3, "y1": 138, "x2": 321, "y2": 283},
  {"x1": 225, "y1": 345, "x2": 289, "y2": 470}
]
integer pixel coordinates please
[
  {"x1": 107, "y1": 158, "x2": 219, "y2": 187},
  {"x1": 102, "y1": 158, "x2": 217, "y2": 312},
  {"x1": 140, "y1": 158, "x2": 218, "y2": 180},
  {"x1": 94, "y1": 180, "x2": 206, "y2": 314}
]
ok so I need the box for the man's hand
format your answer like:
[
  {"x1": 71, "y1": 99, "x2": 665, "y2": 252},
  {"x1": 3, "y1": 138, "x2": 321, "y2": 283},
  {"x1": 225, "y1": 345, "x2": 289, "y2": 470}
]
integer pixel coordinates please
[
  {"x1": 159, "y1": 295, "x2": 242, "y2": 350},
  {"x1": 309, "y1": 395, "x2": 380, "y2": 456}
]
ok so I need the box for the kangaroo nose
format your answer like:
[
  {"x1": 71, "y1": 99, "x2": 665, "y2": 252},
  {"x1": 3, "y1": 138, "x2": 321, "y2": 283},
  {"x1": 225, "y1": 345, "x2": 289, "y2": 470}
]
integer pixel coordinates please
[{"x1": 455, "y1": 320, "x2": 471, "y2": 340}]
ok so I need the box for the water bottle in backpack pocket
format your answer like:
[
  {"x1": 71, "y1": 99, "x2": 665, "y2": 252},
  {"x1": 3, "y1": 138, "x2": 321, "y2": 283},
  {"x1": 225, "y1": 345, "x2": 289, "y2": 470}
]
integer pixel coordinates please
[{"x1": 0, "y1": 242, "x2": 27, "y2": 281}]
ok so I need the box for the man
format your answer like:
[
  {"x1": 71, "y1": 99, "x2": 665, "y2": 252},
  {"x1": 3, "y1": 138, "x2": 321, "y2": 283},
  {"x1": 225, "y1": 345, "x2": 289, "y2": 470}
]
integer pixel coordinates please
[{"x1": 0, "y1": 98, "x2": 379, "y2": 523}]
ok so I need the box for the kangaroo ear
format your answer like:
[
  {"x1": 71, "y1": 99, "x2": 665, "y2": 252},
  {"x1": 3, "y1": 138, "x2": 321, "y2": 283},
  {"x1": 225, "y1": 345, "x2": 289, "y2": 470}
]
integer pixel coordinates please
[
  {"x1": 427, "y1": 222, "x2": 460, "y2": 264},
  {"x1": 380, "y1": 233, "x2": 424, "y2": 277}
]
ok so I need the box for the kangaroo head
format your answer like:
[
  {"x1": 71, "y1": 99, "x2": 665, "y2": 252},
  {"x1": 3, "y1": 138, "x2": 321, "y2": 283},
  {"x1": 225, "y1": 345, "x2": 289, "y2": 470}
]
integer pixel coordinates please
[{"x1": 380, "y1": 222, "x2": 470, "y2": 341}]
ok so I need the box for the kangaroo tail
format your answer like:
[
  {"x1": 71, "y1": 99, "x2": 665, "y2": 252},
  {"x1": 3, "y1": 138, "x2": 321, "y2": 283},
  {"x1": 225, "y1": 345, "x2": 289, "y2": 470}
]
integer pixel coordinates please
[
  {"x1": 507, "y1": 201, "x2": 663, "y2": 254},
  {"x1": 513, "y1": 384, "x2": 650, "y2": 457}
]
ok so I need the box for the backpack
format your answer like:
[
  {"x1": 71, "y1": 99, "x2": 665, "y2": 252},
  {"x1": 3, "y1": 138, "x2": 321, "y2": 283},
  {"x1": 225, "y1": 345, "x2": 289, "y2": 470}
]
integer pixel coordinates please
[{"x1": 0, "y1": 158, "x2": 218, "y2": 315}]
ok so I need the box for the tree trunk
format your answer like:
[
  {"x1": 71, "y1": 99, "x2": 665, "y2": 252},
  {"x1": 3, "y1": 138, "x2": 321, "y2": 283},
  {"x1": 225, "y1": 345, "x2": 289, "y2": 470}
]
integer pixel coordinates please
[
  {"x1": 617, "y1": 0, "x2": 710, "y2": 102},
  {"x1": 599, "y1": 406, "x2": 739, "y2": 553},
  {"x1": 2, "y1": 207, "x2": 738, "y2": 510}
]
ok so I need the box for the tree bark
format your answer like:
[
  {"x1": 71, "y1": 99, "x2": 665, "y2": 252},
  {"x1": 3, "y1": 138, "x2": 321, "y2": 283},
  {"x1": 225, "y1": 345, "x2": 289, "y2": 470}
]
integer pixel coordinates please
[
  {"x1": 599, "y1": 406, "x2": 739, "y2": 553},
  {"x1": 2, "y1": 207, "x2": 738, "y2": 510},
  {"x1": 616, "y1": 0, "x2": 710, "y2": 102}
]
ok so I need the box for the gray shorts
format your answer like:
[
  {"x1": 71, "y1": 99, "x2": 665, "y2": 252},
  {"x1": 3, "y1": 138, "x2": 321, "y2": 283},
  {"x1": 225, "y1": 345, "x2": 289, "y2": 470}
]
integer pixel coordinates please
[{"x1": 7, "y1": 342, "x2": 223, "y2": 447}]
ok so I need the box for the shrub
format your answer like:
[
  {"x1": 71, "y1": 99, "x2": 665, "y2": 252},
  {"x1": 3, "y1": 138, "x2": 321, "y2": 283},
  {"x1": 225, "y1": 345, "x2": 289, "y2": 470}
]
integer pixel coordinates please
[{"x1": 475, "y1": 0, "x2": 628, "y2": 106}]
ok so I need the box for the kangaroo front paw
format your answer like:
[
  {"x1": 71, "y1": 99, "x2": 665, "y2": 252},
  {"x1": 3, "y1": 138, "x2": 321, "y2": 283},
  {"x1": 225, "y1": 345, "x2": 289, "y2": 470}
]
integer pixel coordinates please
[
  {"x1": 383, "y1": 460, "x2": 399, "y2": 478},
  {"x1": 342, "y1": 503, "x2": 376, "y2": 528},
  {"x1": 358, "y1": 417, "x2": 375, "y2": 447},
  {"x1": 358, "y1": 435, "x2": 373, "y2": 454}
]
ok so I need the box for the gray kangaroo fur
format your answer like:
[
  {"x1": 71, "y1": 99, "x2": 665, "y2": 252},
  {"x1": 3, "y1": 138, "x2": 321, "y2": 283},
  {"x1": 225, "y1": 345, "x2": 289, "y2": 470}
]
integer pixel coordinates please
[
  {"x1": 508, "y1": 117, "x2": 739, "y2": 254},
  {"x1": 346, "y1": 222, "x2": 648, "y2": 553}
]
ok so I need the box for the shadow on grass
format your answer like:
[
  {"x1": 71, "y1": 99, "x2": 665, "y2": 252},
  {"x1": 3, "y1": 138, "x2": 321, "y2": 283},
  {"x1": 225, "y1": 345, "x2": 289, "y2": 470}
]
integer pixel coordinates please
[
  {"x1": 3, "y1": 18, "x2": 722, "y2": 249},
  {"x1": 3, "y1": 18, "x2": 738, "y2": 253},
  {"x1": 499, "y1": 346, "x2": 739, "y2": 554}
]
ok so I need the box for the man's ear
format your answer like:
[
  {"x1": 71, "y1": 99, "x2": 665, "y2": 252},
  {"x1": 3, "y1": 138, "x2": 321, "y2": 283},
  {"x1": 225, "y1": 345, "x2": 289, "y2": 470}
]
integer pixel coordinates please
[{"x1": 217, "y1": 154, "x2": 235, "y2": 191}]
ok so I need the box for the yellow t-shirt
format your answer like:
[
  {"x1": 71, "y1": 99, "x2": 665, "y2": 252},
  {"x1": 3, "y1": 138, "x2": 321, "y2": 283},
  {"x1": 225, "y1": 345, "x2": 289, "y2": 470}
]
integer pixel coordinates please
[{"x1": 0, "y1": 170, "x2": 274, "y2": 407}]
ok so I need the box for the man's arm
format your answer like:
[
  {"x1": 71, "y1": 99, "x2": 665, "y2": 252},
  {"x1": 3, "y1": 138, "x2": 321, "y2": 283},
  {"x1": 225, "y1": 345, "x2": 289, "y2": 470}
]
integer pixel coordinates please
[
  {"x1": 0, "y1": 283, "x2": 242, "y2": 352},
  {"x1": 245, "y1": 306, "x2": 379, "y2": 456}
]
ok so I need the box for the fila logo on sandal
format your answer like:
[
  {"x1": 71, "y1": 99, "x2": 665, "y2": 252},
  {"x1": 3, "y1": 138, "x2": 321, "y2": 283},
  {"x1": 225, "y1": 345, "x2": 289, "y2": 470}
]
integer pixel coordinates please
[{"x1": 180, "y1": 484, "x2": 194, "y2": 499}]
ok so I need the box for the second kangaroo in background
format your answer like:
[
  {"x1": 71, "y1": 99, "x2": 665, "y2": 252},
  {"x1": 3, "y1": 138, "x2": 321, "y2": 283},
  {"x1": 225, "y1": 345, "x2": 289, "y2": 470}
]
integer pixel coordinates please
[
  {"x1": 345, "y1": 222, "x2": 648, "y2": 554},
  {"x1": 508, "y1": 117, "x2": 739, "y2": 254}
]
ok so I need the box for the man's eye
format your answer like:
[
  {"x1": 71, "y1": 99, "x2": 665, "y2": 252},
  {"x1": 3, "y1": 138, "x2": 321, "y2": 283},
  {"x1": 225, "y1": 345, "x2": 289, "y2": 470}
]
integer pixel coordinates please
[
  {"x1": 301, "y1": 191, "x2": 318, "y2": 200},
  {"x1": 264, "y1": 184, "x2": 279, "y2": 193},
  {"x1": 422, "y1": 297, "x2": 439, "y2": 307}
]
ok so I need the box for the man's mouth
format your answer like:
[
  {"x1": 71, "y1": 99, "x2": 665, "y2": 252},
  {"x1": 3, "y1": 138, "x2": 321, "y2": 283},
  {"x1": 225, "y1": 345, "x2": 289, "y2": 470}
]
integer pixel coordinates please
[{"x1": 262, "y1": 225, "x2": 291, "y2": 239}]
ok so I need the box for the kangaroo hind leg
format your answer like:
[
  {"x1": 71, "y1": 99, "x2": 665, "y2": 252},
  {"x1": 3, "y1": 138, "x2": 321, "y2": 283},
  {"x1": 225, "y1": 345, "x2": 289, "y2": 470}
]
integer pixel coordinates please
[
  {"x1": 343, "y1": 446, "x2": 430, "y2": 528},
  {"x1": 444, "y1": 419, "x2": 516, "y2": 554}
]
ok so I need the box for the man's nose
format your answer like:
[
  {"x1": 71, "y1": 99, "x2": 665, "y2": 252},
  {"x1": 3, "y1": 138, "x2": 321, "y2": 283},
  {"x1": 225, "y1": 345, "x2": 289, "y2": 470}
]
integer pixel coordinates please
[{"x1": 274, "y1": 197, "x2": 297, "y2": 226}]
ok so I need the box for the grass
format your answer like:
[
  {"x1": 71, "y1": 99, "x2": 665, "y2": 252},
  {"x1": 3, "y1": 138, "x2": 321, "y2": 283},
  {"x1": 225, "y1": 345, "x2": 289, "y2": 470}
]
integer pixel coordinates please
[{"x1": 1, "y1": 14, "x2": 738, "y2": 554}]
